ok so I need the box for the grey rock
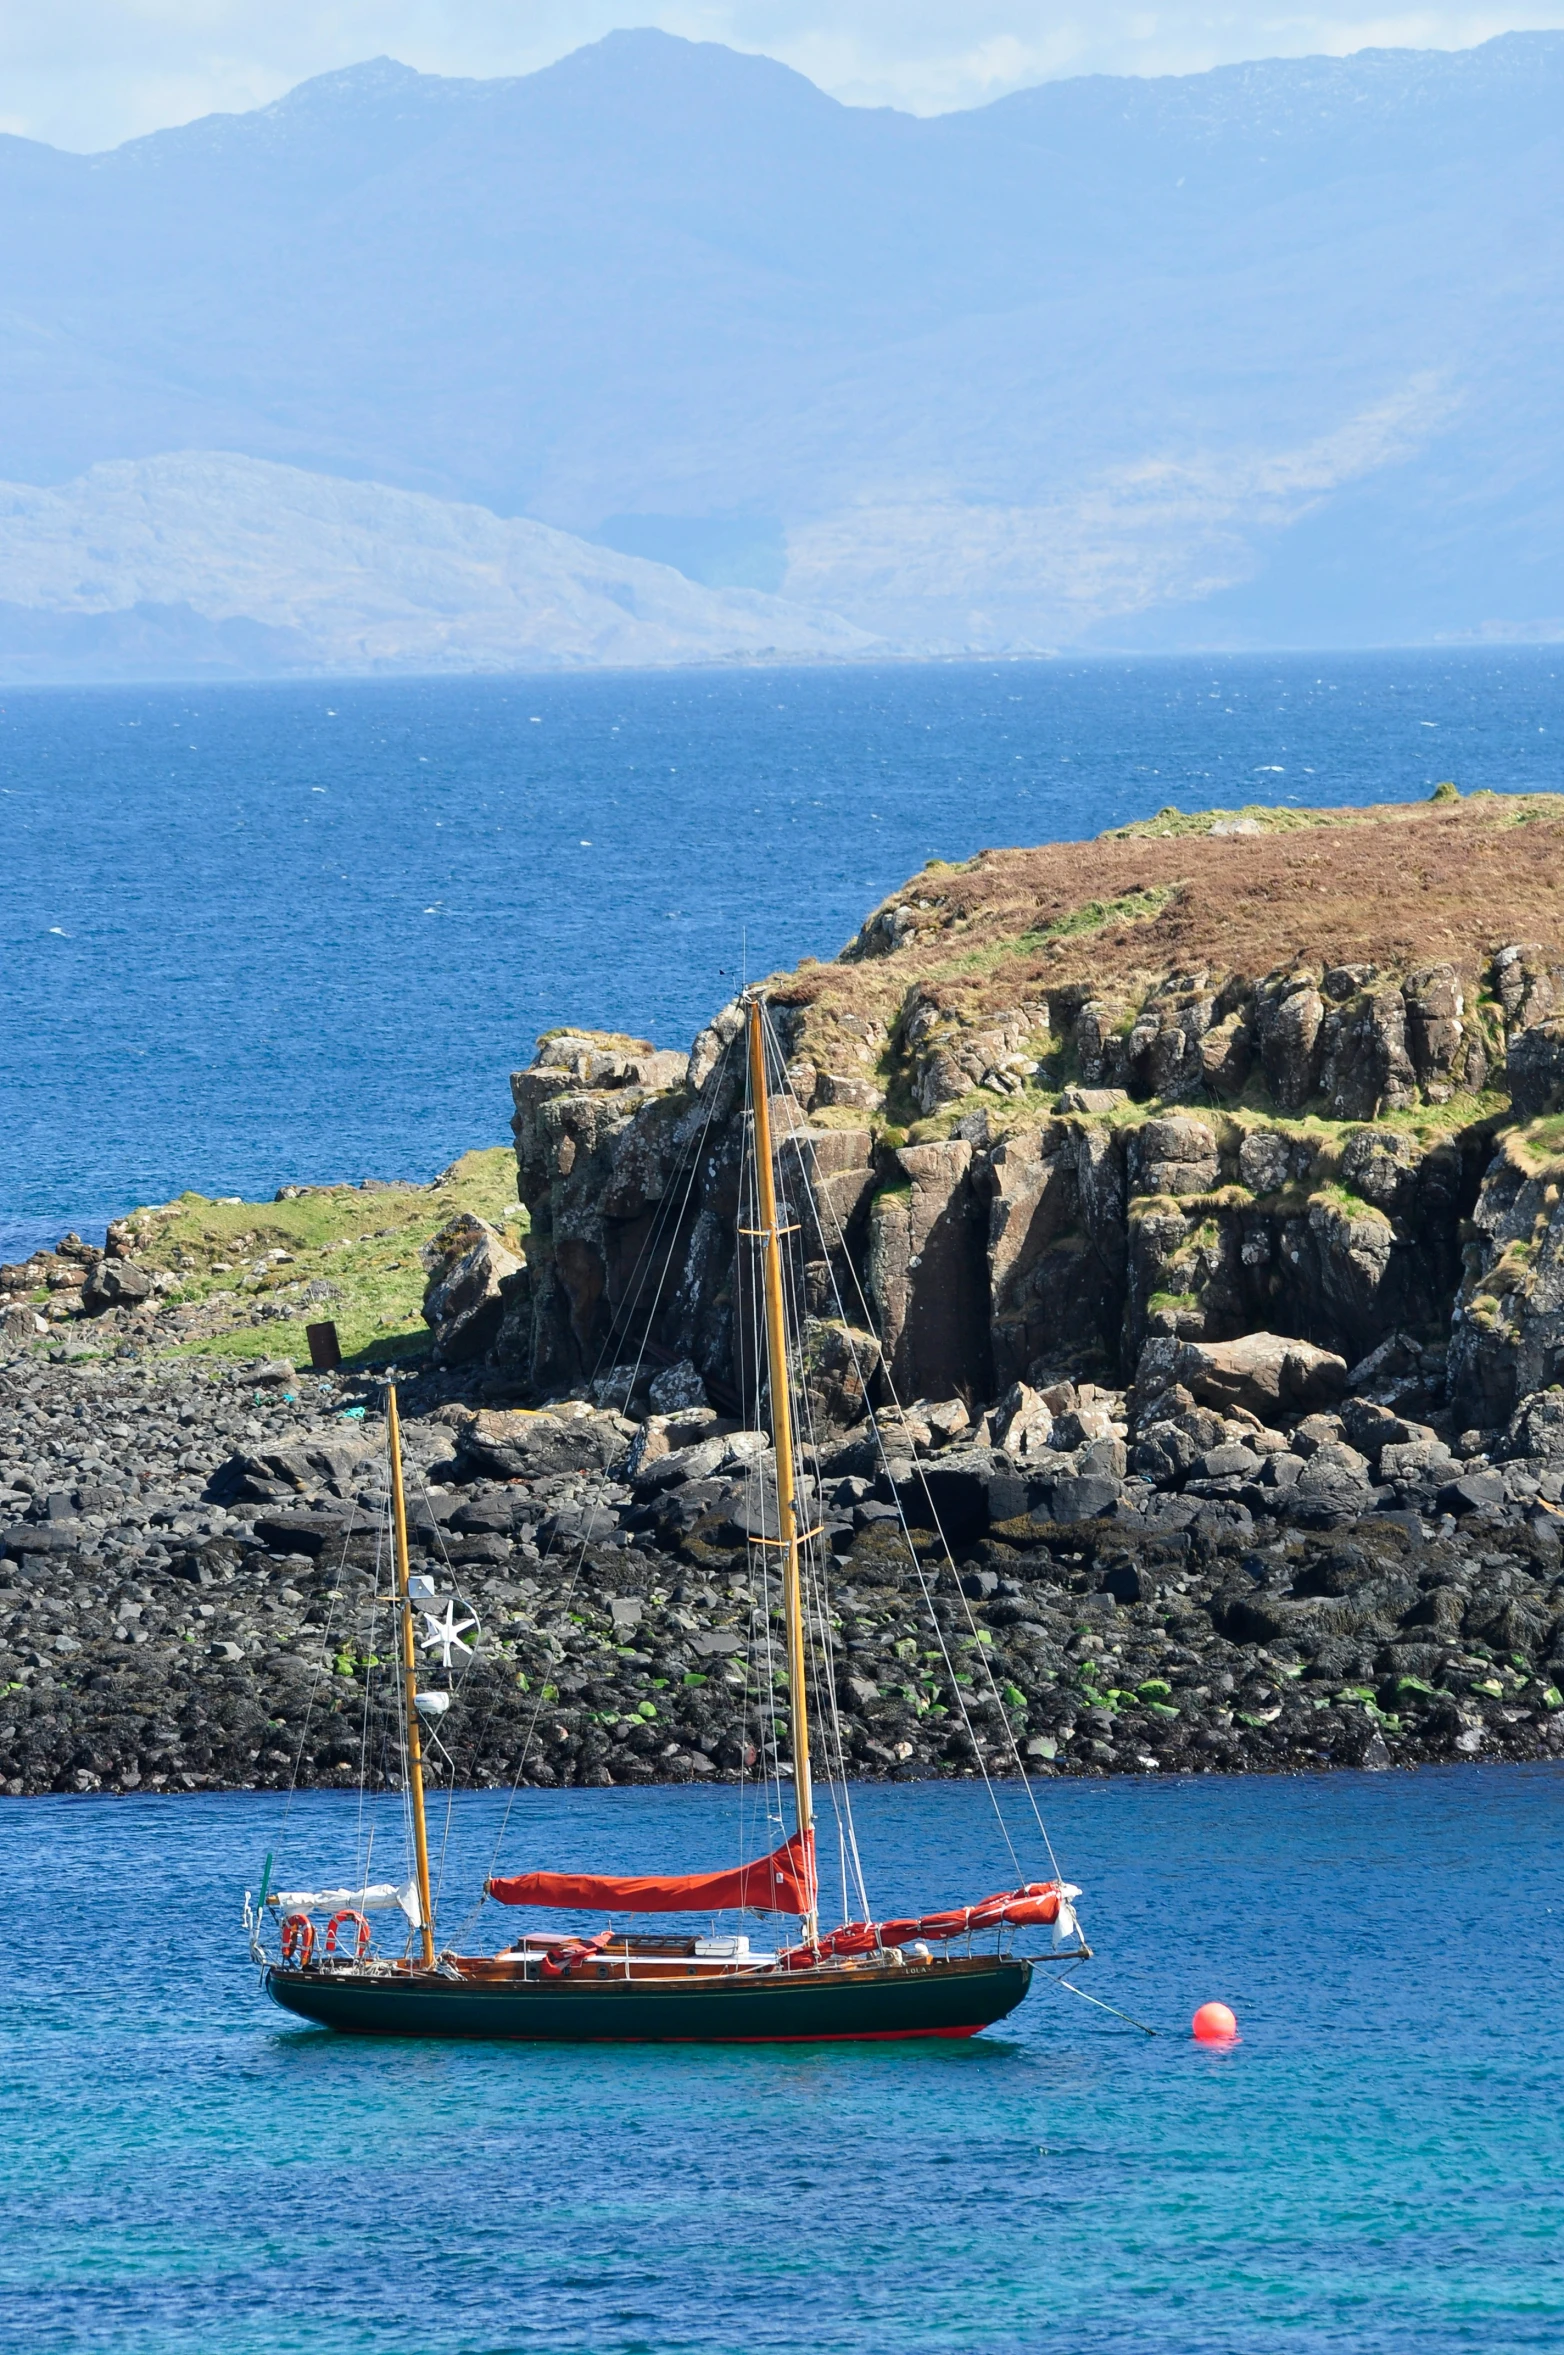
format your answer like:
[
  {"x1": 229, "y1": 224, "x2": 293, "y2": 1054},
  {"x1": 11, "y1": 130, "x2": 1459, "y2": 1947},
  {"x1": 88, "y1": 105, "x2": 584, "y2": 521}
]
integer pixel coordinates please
[
  {"x1": 1048, "y1": 1473, "x2": 1124, "y2": 1523},
  {"x1": 1438, "y1": 1470, "x2": 1508, "y2": 1514},
  {"x1": 1507, "y1": 1016, "x2": 1564, "y2": 1121},
  {"x1": 421, "y1": 1213, "x2": 525, "y2": 1364},
  {"x1": 81, "y1": 1260, "x2": 153, "y2": 1314},
  {"x1": 1055, "y1": 1086, "x2": 1128, "y2": 1114},
  {"x1": 647, "y1": 1359, "x2": 709, "y2": 1415},
  {"x1": 1128, "y1": 1116, "x2": 1219, "y2": 1199},
  {"x1": 1175, "y1": 1332, "x2": 1348, "y2": 1422}
]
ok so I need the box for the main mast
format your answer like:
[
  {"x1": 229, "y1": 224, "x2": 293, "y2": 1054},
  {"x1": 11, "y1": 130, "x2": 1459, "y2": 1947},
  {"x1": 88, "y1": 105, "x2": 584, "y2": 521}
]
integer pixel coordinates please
[
  {"x1": 388, "y1": 1384, "x2": 437, "y2": 1968},
  {"x1": 746, "y1": 995, "x2": 818, "y2": 1945}
]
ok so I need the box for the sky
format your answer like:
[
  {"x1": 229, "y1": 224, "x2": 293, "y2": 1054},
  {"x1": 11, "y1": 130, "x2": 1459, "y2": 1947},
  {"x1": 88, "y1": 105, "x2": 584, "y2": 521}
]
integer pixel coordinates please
[{"x1": 3, "y1": 1, "x2": 1563, "y2": 149}]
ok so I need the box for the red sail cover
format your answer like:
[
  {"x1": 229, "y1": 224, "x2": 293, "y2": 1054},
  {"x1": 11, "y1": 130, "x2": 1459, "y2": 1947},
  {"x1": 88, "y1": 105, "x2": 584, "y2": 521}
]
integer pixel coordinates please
[
  {"x1": 780, "y1": 1882, "x2": 1066, "y2": 1965},
  {"x1": 486, "y1": 1830, "x2": 816, "y2": 1917}
]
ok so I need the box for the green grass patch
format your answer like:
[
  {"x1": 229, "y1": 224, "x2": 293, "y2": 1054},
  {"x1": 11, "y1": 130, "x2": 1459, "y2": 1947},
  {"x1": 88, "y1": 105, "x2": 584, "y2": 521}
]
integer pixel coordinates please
[
  {"x1": 1104, "y1": 804, "x2": 1345, "y2": 842},
  {"x1": 1309, "y1": 1181, "x2": 1392, "y2": 1227},
  {"x1": 121, "y1": 1147, "x2": 524, "y2": 1372},
  {"x1": 914, "y1": 884, "x2": 1183, "y2": 986}
]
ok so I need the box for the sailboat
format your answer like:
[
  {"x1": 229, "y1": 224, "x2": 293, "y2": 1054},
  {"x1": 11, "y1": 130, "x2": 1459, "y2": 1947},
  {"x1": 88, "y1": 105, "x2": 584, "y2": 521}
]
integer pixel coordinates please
[{"x1": 253, "y1": 996, "x2": 1088, "y2": 2043}]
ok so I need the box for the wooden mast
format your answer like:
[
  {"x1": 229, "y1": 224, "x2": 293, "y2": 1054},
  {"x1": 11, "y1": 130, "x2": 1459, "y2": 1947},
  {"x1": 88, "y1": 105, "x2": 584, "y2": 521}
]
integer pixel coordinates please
[
  {"x1": 388, "y1": 1383, "x2": 437, "y2": 1968},
  {"x1": 746, "y1": 996, "x2": 818, "y2": 1945}
]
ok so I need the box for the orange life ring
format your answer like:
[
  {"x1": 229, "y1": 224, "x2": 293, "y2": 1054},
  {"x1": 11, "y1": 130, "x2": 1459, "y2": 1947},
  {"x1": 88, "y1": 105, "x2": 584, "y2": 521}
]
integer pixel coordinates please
[
  {"x1": 279, "y1": 1911, "x2": 315, "y2": 1967},
  {"x1": 324, "y1": 1908, "x2": 372, "y2": 1960}
]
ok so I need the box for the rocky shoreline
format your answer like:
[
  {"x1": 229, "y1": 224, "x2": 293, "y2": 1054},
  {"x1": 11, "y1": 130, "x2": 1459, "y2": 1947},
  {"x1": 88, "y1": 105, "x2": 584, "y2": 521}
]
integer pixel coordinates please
[
  {"x1": 3, "y1": 1331, "x2": 1563, "y2": 1798},
  {"x1": 8, "y1": 793, "x2": 1564, "y2": 1799}
]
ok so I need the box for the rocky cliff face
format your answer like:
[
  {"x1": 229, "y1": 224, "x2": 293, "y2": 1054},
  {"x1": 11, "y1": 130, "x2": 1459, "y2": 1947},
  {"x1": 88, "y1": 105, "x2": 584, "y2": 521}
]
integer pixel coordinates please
[{"x1": 476, "y1": 798, "x2": 1564, "y2": 1437}]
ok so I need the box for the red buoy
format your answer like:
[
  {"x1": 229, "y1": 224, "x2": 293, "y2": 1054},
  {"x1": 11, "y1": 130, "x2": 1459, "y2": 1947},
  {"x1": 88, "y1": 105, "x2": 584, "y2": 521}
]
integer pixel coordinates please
[{"x1": 1192, "y1": 2000, "x2": 1239, "y2": 2043}]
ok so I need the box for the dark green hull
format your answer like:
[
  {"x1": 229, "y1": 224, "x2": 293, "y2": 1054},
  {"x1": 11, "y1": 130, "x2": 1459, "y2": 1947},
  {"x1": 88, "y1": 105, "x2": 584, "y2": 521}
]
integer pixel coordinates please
[{"x1": 264, "y1": 1954, "x2": 1031, "y2": 2043}]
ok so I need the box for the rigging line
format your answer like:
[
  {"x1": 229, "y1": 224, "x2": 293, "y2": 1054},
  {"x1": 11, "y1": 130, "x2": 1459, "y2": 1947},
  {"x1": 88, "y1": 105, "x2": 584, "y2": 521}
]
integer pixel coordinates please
[
  {"x1": 404, "y1": 1464, "x2": 488, "y2": 1920},
  {"x1": 384, "y1": 1475, "x2": 418, "y2": 1944},
  {"x1": 756, "y1": 1007, "x2": 1041, "y2": 1888},
  {"x1": 482, "y1": 1031, "x2": 739, "y2": 1887},
  {"x1": 274, "y1": 1474, "x2": 365, "y2": 1855},
  {"x1": 772, "y1": 1146, "x2": 872, "y2": 1923},
  {"x1": 448, "y1": 1030, "x2": 732, "y2": 1861},
  {"x1": 744, "y1": 1004, "x2": 861, "y2": 1918},
  {"x1": 586, "y1": 1029, "x2": 739, "y2": 1400},
  {"x1": 802, "y1": 1538, "x2": 872, "y2": 1920},
  {"x1": 758, "y1": 1012, "x2": 1064, "y2": 1880},
  {"x1": 1053, "y1": 1975, "x2": 1158, "y2": 2036},
  {"x1": 352, "y1": 1509, "x2": 388, "y2": 1886},
  {"x1": 740, "y1": 1034, "x2": 788, "y2": 1838},
  {"x1": 800, "y1": 1541, "x2": 866, "y2": 1921},
  {"x1": 459, "y1": 1035, "x2": 724, "y2": 1829},
  {"x1": 782, "y1": 1298, "x2": 867, "y2": 1916},
  {"x1": 752, "y1": 1006, "x2": 1017, "y2": 1875},
  {"x1": 730, "y1": 1130, "x2": 754, "y2": 1879},
  {"x1": 731, "y1": 1121, "x2": 770, "y2": 1881}
]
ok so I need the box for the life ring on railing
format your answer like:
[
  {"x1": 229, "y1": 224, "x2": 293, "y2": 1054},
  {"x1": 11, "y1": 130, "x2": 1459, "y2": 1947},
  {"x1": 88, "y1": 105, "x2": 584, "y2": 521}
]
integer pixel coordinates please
[
  {"x1": 279, "y1": 1912, "x2": 315, "y2": 1968},
  {"x1": 323, "y1": 1908, "x2": 372, "y2": 1961}
]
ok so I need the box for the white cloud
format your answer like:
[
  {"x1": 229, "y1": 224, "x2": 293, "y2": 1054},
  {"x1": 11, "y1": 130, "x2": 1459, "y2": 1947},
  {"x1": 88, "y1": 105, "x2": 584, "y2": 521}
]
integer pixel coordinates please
[{"x1": 1, "y1": 0, "x2": 1562, "y2": 148}]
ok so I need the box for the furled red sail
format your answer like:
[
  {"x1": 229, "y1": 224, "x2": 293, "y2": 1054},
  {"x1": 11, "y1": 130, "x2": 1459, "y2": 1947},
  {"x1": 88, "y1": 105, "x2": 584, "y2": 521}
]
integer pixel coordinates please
[
  {"x1": 485, "y1": 1829, "x2": 816, "y2": 1917},
  {"x1": 780, "y1": 1880, "x2": 1080, "y2": 1964}
]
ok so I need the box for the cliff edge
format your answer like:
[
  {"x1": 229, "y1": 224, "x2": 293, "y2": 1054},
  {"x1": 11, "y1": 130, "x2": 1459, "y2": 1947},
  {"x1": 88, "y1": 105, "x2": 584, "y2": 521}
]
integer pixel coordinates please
[{"x1": 477, "y1": 793, "x2": 1564, "y2": 1435}]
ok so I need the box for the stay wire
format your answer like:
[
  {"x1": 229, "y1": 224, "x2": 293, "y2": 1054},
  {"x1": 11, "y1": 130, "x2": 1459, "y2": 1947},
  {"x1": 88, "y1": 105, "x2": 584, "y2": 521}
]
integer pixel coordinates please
[
  {"x1": 738, "y1": 1057, "x2": 787, "y2": 1844},
  {"x1": 273, "y1": 1484, "x2": 364, "y2": 1855},
  {"x1": 760, "y1": 1002, "x2": 1070, "y2": 1896},
  {"x1": 745, "y1": 1007, "x2": 873, "y2": 1926},
  {"x1": 767, "y1": 1084, "x2": 872, "y2": 1922},
  {"x1": 481, "y1": 1031, "x2": 740, "y2": 1891}
]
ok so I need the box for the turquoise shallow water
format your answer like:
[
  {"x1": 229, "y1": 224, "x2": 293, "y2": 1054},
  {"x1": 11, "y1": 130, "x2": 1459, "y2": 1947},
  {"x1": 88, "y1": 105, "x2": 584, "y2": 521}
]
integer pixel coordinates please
[{"x1": 3, "y1": 1766, "x2": 1562, "y2": 2353}]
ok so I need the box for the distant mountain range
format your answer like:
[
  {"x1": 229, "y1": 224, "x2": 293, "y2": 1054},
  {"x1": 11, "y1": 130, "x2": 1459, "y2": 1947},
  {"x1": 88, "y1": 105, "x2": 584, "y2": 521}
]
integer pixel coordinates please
[
  {"x1": 0, "y1": 454, "x2": 871, "y2": 677},
  {"x1": 0, "y1": 29, "x2": 1559, "y2": 669}
]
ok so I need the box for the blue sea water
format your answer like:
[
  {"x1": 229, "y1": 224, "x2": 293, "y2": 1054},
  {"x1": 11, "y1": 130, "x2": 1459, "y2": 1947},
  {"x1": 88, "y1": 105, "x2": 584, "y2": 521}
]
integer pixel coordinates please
[
  {"x1": 3, "y1": 649, "x2": 1562, "y2": 1260},
  {"x1": 2, "y1": 1766, "x2": 1561, "y2": 2353}
]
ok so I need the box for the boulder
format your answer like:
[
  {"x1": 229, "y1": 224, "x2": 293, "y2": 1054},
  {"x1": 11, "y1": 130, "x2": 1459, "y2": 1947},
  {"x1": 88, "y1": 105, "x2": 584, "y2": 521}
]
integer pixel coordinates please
[
  {"x1": 647, "y1": 1359, "x2": 709, "y2": 1415},
  {"x1": 1174, "y1": 1332, "x2": 1348, "y2": 1422},
  {"x1": 1128, "y1": 1117, "x2": 1219, "y2": 1199},
  {"x1": 1507, "y1": 1018, "x2": 1564, "y2": 1121},
  {"x1": 1055, "y1": 1086, "x2": 1128, "y2": 1113},
  {"x1": 80, "y1": 1259, "x2": 153, "y2": 1314},
  {"x1": 1048, "y1": 1472, "x2": 1124, "y2": 1522},
  {"x1": 1345, "y1": 1332, "x2": 1433, "y2": 1410},
  {"x1": 1448, "y1": 1153, "x2": 1564, "y2": 1424},
  {"x1": 1438, "y1": 1469, "x2": 1508, "y2": 1515},
  {"x1": 1502, "y1": 1387, "x2": 1564, "y2": 1462},
  {"x1": 991, "y1": 1380, "x2": 1055, "y2": 1459},
  {"x1": 420, "y1": 1213, "x2": 524, "y2": 1364},
  {"x1": 885, "y1": 1448, "x2": 1023, "y2": 1543},
  {"x1": 456, "y1": 1406, "x2": 633, "y2": 1482},
  {"x1": 1255, "y1": 974, "x2": 1324, "y2": 1109},
  {"x1": 799, "y1": 1319, "x2": 880, "y2": 1427},
  {"x1": 1238, "y1": 1128, "x2": 1295, "y2": 1196}
]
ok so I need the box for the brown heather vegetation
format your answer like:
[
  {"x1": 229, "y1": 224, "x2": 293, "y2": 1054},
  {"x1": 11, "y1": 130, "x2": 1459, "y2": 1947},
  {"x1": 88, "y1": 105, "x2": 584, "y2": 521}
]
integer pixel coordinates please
[{"x1": 771, "y1": 793, "x2": 1564, "y2": 1038}]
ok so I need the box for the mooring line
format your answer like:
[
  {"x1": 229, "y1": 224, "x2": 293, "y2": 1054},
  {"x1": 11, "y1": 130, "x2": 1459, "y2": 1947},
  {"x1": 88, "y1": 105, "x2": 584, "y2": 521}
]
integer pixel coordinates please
[{"x1": 1054, "y1": 1975, "x2": 1158, "y2": 2036}]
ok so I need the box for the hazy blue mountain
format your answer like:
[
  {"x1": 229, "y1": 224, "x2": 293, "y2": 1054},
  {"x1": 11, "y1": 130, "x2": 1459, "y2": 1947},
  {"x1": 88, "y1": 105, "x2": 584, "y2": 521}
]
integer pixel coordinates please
[
  {"x1": 0, "y1": 30, "x2": 1559, "y2": 652},
  {"x1": 0, "y1": 454, "x2": 873, "y2": 678}
]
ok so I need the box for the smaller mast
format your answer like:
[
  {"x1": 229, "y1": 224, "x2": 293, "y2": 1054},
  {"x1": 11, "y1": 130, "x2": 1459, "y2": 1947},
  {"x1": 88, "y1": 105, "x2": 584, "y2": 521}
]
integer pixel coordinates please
[
  {"x1": 388, "y1": 1384, "x2": 437, "y2": 1968},
  {"x1": 746, "y1": 995, "x2": 818, "y2": 1945}
]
